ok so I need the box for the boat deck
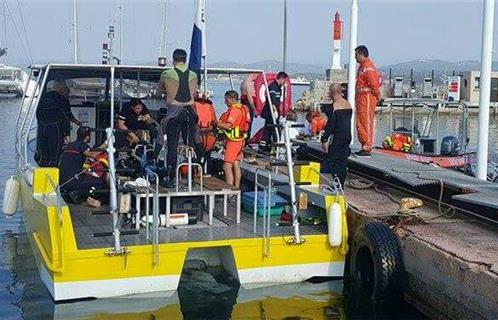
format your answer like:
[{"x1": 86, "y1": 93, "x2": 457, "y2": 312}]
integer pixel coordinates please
[{"x1": 69, "y1": 178, "x2": 327, "y2": 250}]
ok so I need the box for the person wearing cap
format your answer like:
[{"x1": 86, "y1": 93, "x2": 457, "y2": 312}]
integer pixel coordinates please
[
  {"x1": 217, "y1": 90, "x2": 251, "y2": 190},
  {"x1": 59, "y1": 127, "x2": 107, "y2": 207}
]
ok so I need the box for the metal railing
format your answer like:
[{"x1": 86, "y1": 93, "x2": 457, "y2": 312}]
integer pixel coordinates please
[
  {"x1": 145, "y1": 172, "x2": 160, "y2": 267},
  {"x1": 254, "y1": 168, "x2": 273, "y2": 258}
]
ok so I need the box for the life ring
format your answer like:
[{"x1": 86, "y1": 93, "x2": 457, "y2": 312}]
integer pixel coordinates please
[
  {"x1": 349, "y1": 221, "x2": 403, "y2": 302},
  {"x1": 253, "y1": 73, "x2": 292, "y2": 118}
]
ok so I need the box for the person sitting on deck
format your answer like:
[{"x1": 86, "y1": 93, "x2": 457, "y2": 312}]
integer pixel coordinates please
[
  {"x1": 59, "y1": 127, "x2": 107, "y2": 207},
  {"x1": 217, "y1": 91, "x2": 251, "y2": 191},
  {"x1": 35, "y1": 79, "x2": 83, "y2": 167},
  {"x1": 116, "y1": 98, "x2": 158, "y2": 146}
]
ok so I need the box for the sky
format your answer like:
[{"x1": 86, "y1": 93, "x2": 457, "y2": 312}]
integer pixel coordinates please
[{"x1": 1, "y1": 0, "x2": 497, "y2": 68}]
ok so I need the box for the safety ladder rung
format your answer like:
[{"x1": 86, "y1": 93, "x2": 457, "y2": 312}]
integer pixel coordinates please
[
  {"x1": 91, "y1": 188, "x2": 136, "y2": 194},
  {"x1": 92, "y1": 230, "x2": 139, "y2": 237},
  {"x1": 92, "y1": 209, "x2": 137, "y2": 215},
  {"x1": 269, "y1": 160, "x2": 310, "y2": 167},
  {"x1": 295, "y1": 181, "x2": 312, "y2": 186}
]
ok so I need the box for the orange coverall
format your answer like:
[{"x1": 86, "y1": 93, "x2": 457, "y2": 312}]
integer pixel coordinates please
[{"x1": 356, "y1": 58, "x2": 380, "y2": 152}]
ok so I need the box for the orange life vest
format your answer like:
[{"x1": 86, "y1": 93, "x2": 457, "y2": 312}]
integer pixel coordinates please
[
  {"x1": 193, "y1": 99, "x2": 217, "y2": 152},
  {"x1": 220, "y1": 103, "x2": 251, "y2": 141},
  {"x1": 310, "y1": 116, "x2": 326, "y2": 135}
]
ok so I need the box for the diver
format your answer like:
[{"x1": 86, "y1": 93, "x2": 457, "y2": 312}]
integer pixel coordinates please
[
  {"x1": 35, "y1": 79, "x2": 82, "y2": 167},
  {"x1": 159, "y1": 48, "x2": 198, "y2": 187}
]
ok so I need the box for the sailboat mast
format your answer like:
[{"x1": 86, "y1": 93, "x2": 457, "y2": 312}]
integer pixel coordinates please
[
  {"x1": 282, "y1": 0, "x2": 287, "y2": 72},
  {"x1": 73, "y1": 0, "x2": 79, "y2": 63},
  {"x1": 119, "y1": 0, "x2": 123, "y2": 64},
  {"x1": 159, "y1": 0, "x2": 168, "y2": 58},
  {"x1": 203, "y1": 1, "x2": 207, "y2": 95}
]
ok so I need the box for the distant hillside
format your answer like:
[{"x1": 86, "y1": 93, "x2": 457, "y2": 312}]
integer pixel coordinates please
[
  {"x1": 209, "y1": 59, "x2": 326, "y2": 78},
  {"x1": 210, "y1": 58, "x2": 498, "y2": 83}
]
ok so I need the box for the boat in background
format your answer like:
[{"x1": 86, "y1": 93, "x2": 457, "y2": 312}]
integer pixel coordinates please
[
  {"x1": 0, "y1": 64, "x2": 28, "y2": 97},
  {"x1": 291, "y1": 76, "x2": 311, "y2": 86},
  {"x1": 377, "y1": 98, "x2": 473, "y2": 168}
]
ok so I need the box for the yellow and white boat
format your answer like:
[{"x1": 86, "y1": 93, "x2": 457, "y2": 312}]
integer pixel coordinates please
[{"x1": 6, "y1": 64, "x2": 348, "y2": 301}]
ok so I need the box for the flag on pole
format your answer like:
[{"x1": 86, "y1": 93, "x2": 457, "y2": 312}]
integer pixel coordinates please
[{"x1": 188, "y1": 0, "x2": 206, "y2": 81}]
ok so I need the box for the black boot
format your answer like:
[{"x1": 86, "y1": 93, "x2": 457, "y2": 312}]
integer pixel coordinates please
[{"x1": 160, "y1": 165, "x2": 175, "y2": 189}]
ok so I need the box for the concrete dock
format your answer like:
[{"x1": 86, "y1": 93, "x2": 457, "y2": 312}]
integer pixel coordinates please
[
  {"x1": 345, "y1": 180, "x2": 498, "y2": 319},
  {"x1": 284, "y1": 141, "x2": 498, "y2": 318}
]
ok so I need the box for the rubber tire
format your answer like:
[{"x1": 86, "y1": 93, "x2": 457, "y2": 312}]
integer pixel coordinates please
[{"x1": 350, "y1": 221, "x2": 403, "y2": 302}]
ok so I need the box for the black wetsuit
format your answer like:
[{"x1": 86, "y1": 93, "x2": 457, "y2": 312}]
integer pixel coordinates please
[
  {"x1": 35, "y1": 91, "x2": 74, "y2": 167},
  {"x1": 59, "y1": 139, "x2": 105, "y2": 203},
  {"x1": 321, "y1": 105, "x2": 352, "y2": 187},
  {"x1": 262, "y1": 80, "x2": 282, "y2": 147},
  {"x1": 165, "y1": 67, "x2": 198, "y2": 184}
]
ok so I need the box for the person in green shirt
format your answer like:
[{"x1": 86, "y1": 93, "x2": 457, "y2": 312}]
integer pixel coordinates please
[{"x1": 158, "y1": 49, "x2": 199, "y2": 188}]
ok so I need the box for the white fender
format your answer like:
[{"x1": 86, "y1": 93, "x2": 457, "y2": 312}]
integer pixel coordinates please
[
  {"x1": 3, "y1": 176, "x2": 20, "y2": 216},
  {"x1": 328, "y1": 202, "x2": 342, "y2": 247}
]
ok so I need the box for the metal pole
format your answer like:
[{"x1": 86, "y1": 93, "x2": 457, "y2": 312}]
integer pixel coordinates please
[
  {"x1": 108, "y1": 66, "x2": 121, "y2": 252},
  {"x1": 203, "y1": 57, "x2": 207, "y2": 96},
  {"x1": 159, "y1": 0, "x2": 168, "y2": 58},
  {"x1": 282, "y1": 0, "x2": 287, "y2": 72},
  {"x1": 347, "y1": 0, "x2": 358, "y2": 141},
  {"x1": 283, "y1": 122, "x2": 301, "y2": 243},
  {"x1": 73, "y1": 0, "x2": 78, "y2": 63},
  {"x1": 119, "y1": 0, "x2": 124, "y2": 63},
  {"x1": 477, "y1": 0, "x2": 495, "y2": 180}
]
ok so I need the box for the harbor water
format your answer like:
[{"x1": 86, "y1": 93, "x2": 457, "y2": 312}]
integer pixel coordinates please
[{"x1": 3, "y1": 81, "x2": 497, "y2": 319}]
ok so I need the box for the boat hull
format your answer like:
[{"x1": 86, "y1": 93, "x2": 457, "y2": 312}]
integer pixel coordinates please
[
  {"x1": 18, "y1": 168, "x2": 345, "y2": 301},
  {"x1": 374, "y1": 148, "x2": 472, "y2": 168}
]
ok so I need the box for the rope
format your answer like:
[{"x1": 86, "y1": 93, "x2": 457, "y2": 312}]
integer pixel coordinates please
[
  {"x1": 4, "y1": 0, "x2": 32, "y2": 64},
  {"x1": 15, "y1": 0, "x2": 33, "y2": 64},
  {"x1": 345, "y1": 178, "x2": 374, "y2": 190},
  {"x1": 390, "y1": 168, "x2": 456, "y2": 219}
]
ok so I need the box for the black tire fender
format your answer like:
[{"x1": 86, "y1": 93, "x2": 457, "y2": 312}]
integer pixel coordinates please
[{"x1": 350, "y1": 221, "x2": 404, "y2": 302}]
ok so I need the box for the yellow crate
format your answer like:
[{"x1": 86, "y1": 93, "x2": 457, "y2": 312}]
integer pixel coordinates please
[{"x1": 294, "y1": 162, "x2": 320, "y2": 185}]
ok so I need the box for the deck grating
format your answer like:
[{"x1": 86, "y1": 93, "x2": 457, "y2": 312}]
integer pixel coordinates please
[{"x1": 69, "y1": 198, "x2": 327, "y2": 250}]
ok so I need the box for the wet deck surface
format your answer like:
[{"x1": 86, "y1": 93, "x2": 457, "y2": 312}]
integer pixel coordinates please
[{"x1": 69, "y1": 187, "x2": 327, "y2": 250}]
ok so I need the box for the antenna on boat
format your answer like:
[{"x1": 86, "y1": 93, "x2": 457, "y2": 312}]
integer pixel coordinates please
[
  {"x1": 476, "y1": 0, "x2": 495, "y2": 180},
  {"x1": 118, "y1": 0, "x2": 124, "y2": 64},
  {"x1": 158, "y1": 0, "x2": 168, "y2": 66},
  {"x1": 282, "y1": 0, "x2": 287, "y2": 72},
  {"x1": 72, "y1": 0, "x2": 79, "y2": 63}
]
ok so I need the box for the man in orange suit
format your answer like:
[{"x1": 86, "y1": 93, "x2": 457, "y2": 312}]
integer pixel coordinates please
[{"x1": 354, "y1": 45, "x2": 381, "y2": 158}]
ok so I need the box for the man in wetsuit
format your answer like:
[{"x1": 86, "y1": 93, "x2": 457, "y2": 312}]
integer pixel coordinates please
[
  {"x1": 59, "y1": 127, "x2": 106, "y2": 206},
  {"x1": 159, "y1": 49, "x2": 198, "y2": 187},
  {"x1": 35, "y1": 79, "x2": 82, "y2": 167},
  {"x1": 262, "y1": 71, "x2": 288, "y2": 149}
]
